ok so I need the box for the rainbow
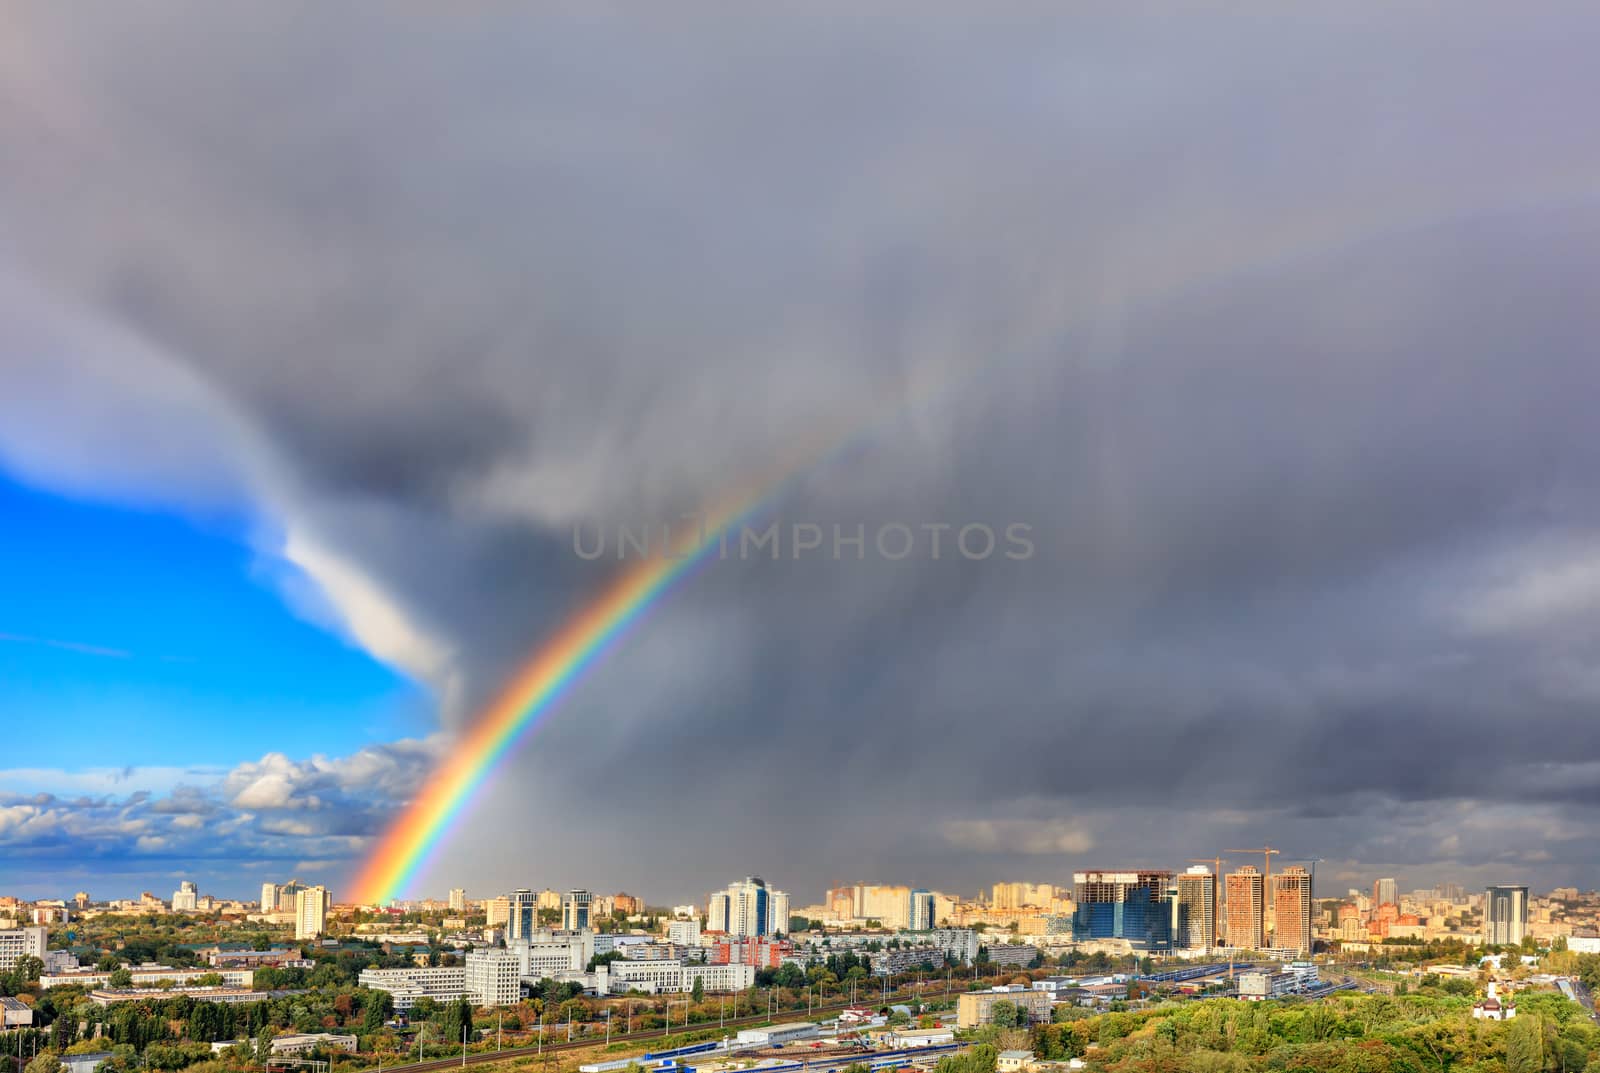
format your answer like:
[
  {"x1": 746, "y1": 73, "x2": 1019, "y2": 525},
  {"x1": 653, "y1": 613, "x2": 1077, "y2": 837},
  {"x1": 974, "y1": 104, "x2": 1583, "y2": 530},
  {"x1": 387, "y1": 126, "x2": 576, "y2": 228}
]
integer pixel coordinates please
[
  {"x1": 350, "y1": 189, "x2": 1597, "y2": 904},
  {"x1": 347, "y1": 491, "x2": 769, "y2": 904}
]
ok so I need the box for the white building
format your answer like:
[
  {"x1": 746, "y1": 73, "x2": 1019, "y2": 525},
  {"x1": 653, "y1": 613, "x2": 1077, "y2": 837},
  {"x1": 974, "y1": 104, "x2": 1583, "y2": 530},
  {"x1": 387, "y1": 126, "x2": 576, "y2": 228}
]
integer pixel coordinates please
[
  {"x1": 261, "y1": 884, "x2": 279, "y2": 913},
  {"x1": 0, "y1": 927, "x2": 48, "y2": 971},
  {"x1": 667, "y1": 919, "x2": 702, "y2": 946},
  {"x1": 358, "y1": 966, "x2": 469, "y2": 1010},
  {"x1": 42, "y1": 965, "x2": 254, "y2": 990},
  {"x1": 295, "y1": 887, "x2": 331, "y2": 940},
  {"x1": 707, "y1": 877, "x2": 788, "y2": 938},
  {"x1": 465, "y1": 948, "x2": 522, "y2": 1007},
  {"x1": 595, "y1": 959, "x2": 754, "y2": 996},
  {"x1": 172, "y1": 882, "x2": 199, "y2": 913},
  {"x1": 512, "y1": 930, "x2": 593, "y2": 978},
  {"x1": 735, "y1": 1022, "x2": 819, "y2": 1047},
  {"x1": 908, "y1": 890, "x2": 936, "y2": 932},
  {"x1": 449, "y1": 888, "x2": 467, "y2": 913},
  {"x1": 270, "y1": 1034, "x2": 358, "y2": 1056}
]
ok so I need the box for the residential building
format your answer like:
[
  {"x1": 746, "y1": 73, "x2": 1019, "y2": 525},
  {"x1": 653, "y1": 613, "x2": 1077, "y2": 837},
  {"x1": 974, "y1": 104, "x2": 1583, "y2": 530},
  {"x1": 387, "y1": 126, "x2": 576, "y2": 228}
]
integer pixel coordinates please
[
  {"x1": 0, "y1": 926, "x2": 48, "y2": 971},
  {"x1": 295, "y1": 887, "x2": 331, "y2": 940},
  {"x1": 1175, "y1": 867, "x2": 1216, "y2": 952},
  {"x1": 991, "y1": 883, "x2": 1056, "y2": 910},
  {"x1": 449, "y1": 888, "x2": 467, "y2": 913},
  {"x1": 484, "y1": 896, "x2": 511, "y2": 929},
  {"x1": 908, "y1": 889, "x2": 936, "y2": 932},
  {"x1": 1271, "y1": 866, "x2": 1314, "y2": 956},
  {"x1": 667, "y1": 919, "x2": 701, "y2": 946},
  {"x1": 1072, "y1": 871, "x2": 1173, "y2": 951},
  {"x1": 1484, "y1": 886, "x2": 1530, "y2": 947},
  {"x1": 708, "y1": 877, "x2": 787, "y2": 937},
  {"x1": 769, "y1": 889, "x2": 790, "y2": 935},
  {"x1": 261, "y1": 883, "x2": 279, "y2": 913},
  {"x1": 172, "y1": 882, "x2": 198, "y2": 913},
  {"x1": 562, "y1": 890, "x2": 592, "y2": 932},
  {"x1": 983, "y1": 943, "x2": 1039, "y2": 968},
  {"x1": 1225, "y1": 867, "x2": 1265, "y2": 950},
  {"x1": 1373, "y1": 878, "x2": 1397, "y2": 908}
]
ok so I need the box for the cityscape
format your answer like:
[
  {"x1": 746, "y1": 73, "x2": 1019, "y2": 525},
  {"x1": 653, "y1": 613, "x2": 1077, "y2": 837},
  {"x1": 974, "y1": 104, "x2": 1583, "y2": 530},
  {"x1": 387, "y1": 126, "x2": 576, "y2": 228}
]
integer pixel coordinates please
[{"x1": 7, "y1": 3, "x2": 1600, "y2": 1073}]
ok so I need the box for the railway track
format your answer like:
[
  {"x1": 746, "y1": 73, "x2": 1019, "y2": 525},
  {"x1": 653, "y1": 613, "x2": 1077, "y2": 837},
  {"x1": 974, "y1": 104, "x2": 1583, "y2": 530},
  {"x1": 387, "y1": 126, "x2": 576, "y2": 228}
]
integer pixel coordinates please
[{"x1": 372, "y1": 992, "x2": 928, "y2": 1073}]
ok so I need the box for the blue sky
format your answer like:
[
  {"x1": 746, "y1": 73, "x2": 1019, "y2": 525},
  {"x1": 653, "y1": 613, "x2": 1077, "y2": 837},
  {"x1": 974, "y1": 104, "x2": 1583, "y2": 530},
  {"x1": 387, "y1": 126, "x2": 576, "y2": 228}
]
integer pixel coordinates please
[{"x1": 1, "y1": 470, "x2": 428, "y2": 772}]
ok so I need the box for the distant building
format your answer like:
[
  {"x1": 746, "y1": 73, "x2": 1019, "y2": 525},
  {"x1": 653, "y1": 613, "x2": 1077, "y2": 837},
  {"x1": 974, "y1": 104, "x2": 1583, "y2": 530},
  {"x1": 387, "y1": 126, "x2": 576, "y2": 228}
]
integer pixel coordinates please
[
  {"x1": 707, "y1": 877, "x2": 787, "y2": 937},
  {"x1": 295, "y1": 887, "x2": 331, "y2": 940},
  {"x1": 908, "y1": 889, "x2": 936, "y2": 931},
  {"x1": 1175, "y1": 867, "x2": 1216, "y2": 952},
  {"x1": 1372, "y1": 878, "x2": 1397, "y2": 908},
  {"x1": 172, "y1": 882, "x2": 198, "y2": 913},
  {"x1": 509, "y1": 889, "x2": 537, "y2": 940},
  {"x1": 1224, "y1": 867, "x2": 1265, "y2": 950},
  {"x1": 734, "y1": 1023, "x2": 819, "y2": 1047},
  {"x1": 595, "y1": 958, "x2": 754, "y2": 996},
  {"x1": 449, "y1": 888, "x2": 467, "y2": 913},
  {"x1": 562, "y1": 890, "x2": 592, "y2": 931},
  {"x1": 1271, "y1": 867, "x2": 1313, "y2": 956},
  {"x1": 0, "y1": 926, "x2": 48, "y2": 971},
  {"x1": 667, "y1": 919, "x2": 701, "y2": 946},
  {"x1": 260, "y1": 883, "x2": 279, "y2": 913},
  {"x1": 1484, "y1": 886, "x2": 1530, "y2": 947},
  {"x1": 1072, "y1": 871, "x2": 1173, "y2": 951},
  {"x1": 358, "y1": 966, "x2": 468, "y2": 1010}
]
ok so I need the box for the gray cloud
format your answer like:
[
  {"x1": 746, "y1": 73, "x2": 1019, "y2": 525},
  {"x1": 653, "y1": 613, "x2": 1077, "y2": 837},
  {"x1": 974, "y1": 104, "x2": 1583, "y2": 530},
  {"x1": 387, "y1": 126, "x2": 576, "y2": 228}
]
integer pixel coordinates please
[{"x1": 3, "y1": 0, "x2": 1600, "y2": 902}]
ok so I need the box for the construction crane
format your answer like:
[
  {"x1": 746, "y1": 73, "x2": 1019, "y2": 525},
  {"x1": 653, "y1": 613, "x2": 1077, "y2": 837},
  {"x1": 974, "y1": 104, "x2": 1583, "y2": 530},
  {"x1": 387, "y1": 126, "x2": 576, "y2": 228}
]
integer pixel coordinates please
[
  {"x1": 1281, "y1": 857, "x2": 1326, "y2": 894},
  {"x1": 1226, "y1": 846, "x2": 1281, "y2": 890}
]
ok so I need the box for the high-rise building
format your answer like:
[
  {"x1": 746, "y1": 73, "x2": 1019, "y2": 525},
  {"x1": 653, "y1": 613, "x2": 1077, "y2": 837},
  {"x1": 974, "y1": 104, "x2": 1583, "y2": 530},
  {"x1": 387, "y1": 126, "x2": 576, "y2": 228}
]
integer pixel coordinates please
[
  {"x1": 484, "y1": 896, "x2": 511, "y2": 929},
  {"x1": 1175, "y1": 867, "x2": 1217, "y2": 951},
  {"x1": 448, "y1": 888, "x2": 466, "y2": 913},
  {"x1": 295, "y1": 886, "x2": 331, "y2": 940},
  {"x1": 508, "y1": 889, "x2": 537, "y2": 940},
  {"x1": 261, "y1": 883, "x2": 279, "y2": 913},
  {"x1": 1372, "y1": 877, "x2": 1397, "y2": 907},
  {"x1": 1483, "y1": 886, "x2": 1529, "y2": 947},
  {"x1": 171, "y1": 881, "x2": 198, "y2": 912},
  {"x1": 707, "y1": 877, "x2": 787, "y2": 937},
  {"x1": 769, "y1": 889, "x2": 790, "y2": 935},
  {"x1": 276, "y1": 881, "x2": 307, "y2": 914},
  {"x1": 1271, "y1": 866, "x2": 1313, "y2": 955},
  {"x1": 991, "y1": 883, "x2": 1056, "y2": 910},
  {"x1": 1224, "y1": 866, "x2": 1265, "y2": 950},
  {"x1": 908, "y1": 889, "x2": 936, "y2": 931},
  {"x1": 1071, "y1": 871, "x2": 1173, "y2": 951},
  {"x1": 561, "y1": 889, "x2": 592, "y2": 931}
]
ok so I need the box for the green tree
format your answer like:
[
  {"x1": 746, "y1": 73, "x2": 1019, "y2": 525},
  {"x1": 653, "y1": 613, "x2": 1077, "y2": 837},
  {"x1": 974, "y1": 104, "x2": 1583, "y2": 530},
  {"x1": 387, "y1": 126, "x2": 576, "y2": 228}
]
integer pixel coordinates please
[
  {"x1": 25, "y1": 1054, "x2": 62, "y2": 1073},
  {"x1": 691, "y1": 977, "x2": 705, "y2": 1004}
]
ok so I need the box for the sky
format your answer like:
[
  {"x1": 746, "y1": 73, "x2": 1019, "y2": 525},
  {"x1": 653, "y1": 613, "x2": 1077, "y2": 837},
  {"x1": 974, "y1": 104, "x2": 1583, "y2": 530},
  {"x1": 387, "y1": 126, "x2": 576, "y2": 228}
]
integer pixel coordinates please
[{"x1": 3, "y1": 1, "x2": 1600, "y2": 905}]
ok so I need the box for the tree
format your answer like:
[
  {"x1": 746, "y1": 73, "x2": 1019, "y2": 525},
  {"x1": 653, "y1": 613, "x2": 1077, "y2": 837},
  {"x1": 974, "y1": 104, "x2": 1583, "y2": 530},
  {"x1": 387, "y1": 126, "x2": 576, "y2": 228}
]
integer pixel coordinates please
[
  {"x1": 691, "y1": 976, "x2": 705, "y2": 1003},
  {"x1": 108, "y1": 969, "x2": 133, "y2": 988},
  {"x1": 25, "y1": 1054, "x2": 62, "y2": 1073},
  {"x1": 989, "y1": 1001, "x2": 1019, "y2": 1029}
]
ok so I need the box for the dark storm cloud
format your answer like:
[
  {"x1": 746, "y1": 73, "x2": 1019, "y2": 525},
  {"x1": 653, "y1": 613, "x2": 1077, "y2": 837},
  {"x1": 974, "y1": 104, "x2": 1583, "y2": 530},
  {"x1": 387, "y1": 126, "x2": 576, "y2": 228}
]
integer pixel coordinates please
[{"x1": 4, "y1": 0, "x2": 1600, "y2": 900}]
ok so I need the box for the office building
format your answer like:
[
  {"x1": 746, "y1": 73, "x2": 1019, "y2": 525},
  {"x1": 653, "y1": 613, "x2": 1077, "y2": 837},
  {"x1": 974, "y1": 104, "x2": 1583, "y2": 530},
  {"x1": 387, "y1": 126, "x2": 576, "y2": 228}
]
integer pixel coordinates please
[
  {"x1": 1372, "y1": 877, "x2": 1397, "y2": 907},
  {"x1": 0, "y1": 927, "x2": 47, "y2": 971},
  {"x1": 561, "y1": 889, "x2": 592, "y2": 931},
  {"x1": 1271, "y1": 866, "x2": 1313, "y2": 956},
  {"x1": 484, "y1": 896, "x2": 511, "y2": 929},
  {"x1": 595, "y1": 959, "x2": 754, "y2": 996},
  {"x1": 465, "y1": 947, "x2": 522, "y2": 1007},
  {"x1": 294, "y1": 886, "x2": 331, "y2": 940},
  {"x1": 1483, "y1": 886, "x2": 1530, "y2": 947},
  {"x1": 171, "y1": 881, "x2": 198, "y2": 912},
  {"x1": 1071, "y1": 871, "x2": 1173, "y2": 951},
  {"x1": 1224, "y1": 866, "x2": 1265, "y2": 950},
  {"x1": 449, "y1": 888, "x2": 467, "y2": 913},
  {"x1": 909, "y1": 889, "x2": 936, "y2": 931},
  {"x1": 1175, "y1": 866, "x2": 1217, "y2": 951},
  {"x1": 509, "y1": 889, "x2": 537, "y2": 940}
]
